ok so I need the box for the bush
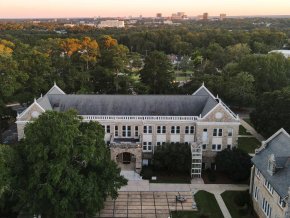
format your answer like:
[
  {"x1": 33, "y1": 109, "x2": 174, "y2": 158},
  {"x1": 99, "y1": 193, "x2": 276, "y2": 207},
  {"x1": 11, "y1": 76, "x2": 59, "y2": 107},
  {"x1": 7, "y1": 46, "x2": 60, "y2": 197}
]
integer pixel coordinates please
[
  {"x1": 153, "y1": 143, "x2": 191, "y2": 174},
  {"x1": 234, "y1": 191, "x2": 250, "y2": 207},
  {"x1": 140, "y1": 165, "x2": 153, "y2": 180},
  {"x1": 207, "y1": 169, "x2": 216, "y2": 182},
  {"x1": 238, "y1": 205, "x2": 249, "y2": 216},
  {"x1": 215, "y1": 148, "x2": 252, "y2": 182}
]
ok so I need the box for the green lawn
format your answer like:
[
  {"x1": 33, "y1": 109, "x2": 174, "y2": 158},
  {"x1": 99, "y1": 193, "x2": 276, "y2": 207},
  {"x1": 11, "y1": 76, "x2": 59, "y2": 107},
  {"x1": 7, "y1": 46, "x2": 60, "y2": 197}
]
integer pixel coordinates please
[
  {"x1": 238, "y1": 137, "x2": 260, "y2": 153},
  {"x1": 172, "y1": 191, "x2": 224, "y2": 218},
  {"x1": 239, "y1": 125, "x2": 251, "y2": 135},
  {"x1": 221, "y1": 191, "x2": 257, "y2": 218},
  {"x1": 243, "y1": 118, "x2": 254, "y2": 127}
]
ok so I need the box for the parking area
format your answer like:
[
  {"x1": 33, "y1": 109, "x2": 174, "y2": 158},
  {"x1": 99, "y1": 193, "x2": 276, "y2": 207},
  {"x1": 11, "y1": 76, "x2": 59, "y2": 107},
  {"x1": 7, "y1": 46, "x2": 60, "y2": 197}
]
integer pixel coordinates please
[{"x1": 98, "y1": 191, "x2": 195, "y2": 218}]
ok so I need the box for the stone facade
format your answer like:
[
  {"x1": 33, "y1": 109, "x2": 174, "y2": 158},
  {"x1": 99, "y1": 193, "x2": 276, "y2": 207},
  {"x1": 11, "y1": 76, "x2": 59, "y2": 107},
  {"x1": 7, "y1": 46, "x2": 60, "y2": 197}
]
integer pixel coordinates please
[
  {"x1": 16, "y1": 84, "x2": 240, "y2": 175},
  {"x1": 252, "y1": 166, "x2": 287, "y2": 218}
]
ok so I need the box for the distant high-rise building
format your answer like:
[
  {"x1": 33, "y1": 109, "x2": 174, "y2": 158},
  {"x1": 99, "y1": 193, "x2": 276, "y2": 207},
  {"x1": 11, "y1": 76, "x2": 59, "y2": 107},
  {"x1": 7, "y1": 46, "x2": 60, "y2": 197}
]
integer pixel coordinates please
[
  {"x1": 203, "y1": 13, "x2": 208, "y2": 20},
  {"x1": 171, "y1": 12, "x2": 187, "y2": 20},
  {"x1": 220, "y1": 13, "x2": 226, "y2": 21},
  {"x1": 156, "y1": 13, "x2": 162, "y2": 18}
]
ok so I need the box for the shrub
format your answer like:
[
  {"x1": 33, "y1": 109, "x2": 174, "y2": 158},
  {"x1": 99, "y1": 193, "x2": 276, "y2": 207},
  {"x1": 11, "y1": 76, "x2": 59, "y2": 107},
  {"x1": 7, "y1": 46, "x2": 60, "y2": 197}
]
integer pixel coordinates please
[
  {"x1": 140, "y1": 165, "x2": 153, "y2": 180},
  {"x1": 207, "y1": 169, "x2": 216, "y2": 182},
  {"x1": 234, "y1": 191, "x2": 250, "y2": 207},
  {"x1": 215, "y1": 148, "x2": 252, "y2": 182}
]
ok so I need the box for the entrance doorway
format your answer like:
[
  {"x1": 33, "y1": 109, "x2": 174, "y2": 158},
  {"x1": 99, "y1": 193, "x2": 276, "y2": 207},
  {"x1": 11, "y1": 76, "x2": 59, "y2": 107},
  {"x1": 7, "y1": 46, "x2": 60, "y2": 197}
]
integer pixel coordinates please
[{"x1": 116, "y1": 152, "x2": 136, "y2": 171}]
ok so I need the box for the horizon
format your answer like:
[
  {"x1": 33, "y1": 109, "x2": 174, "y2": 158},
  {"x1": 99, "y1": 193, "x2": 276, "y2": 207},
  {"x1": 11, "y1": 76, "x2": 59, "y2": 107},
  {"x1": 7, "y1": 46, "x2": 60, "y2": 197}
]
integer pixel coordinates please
[{"x1": 0, "y1": 0, "x2": 289, "y2": 19}]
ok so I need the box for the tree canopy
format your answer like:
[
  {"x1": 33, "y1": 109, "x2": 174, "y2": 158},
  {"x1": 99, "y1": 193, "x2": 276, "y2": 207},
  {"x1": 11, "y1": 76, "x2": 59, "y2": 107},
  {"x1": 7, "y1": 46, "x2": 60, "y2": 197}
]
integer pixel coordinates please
[{"x1": 15, "y1": 110, "x2": 127, "y2": 217}]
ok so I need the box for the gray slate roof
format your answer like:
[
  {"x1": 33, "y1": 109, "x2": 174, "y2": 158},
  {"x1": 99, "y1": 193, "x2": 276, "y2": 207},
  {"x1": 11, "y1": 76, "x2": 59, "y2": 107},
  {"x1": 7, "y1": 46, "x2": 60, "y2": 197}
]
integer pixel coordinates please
[
  {"x1": 46, "y1": 94, "x2": 216, "y2": 116},
  {"x1": 252, "y1": 130, "x2": 290, "y2": 198},
  {"x1": 35, "y1": 84, "x2": 219, "y2": 117}
]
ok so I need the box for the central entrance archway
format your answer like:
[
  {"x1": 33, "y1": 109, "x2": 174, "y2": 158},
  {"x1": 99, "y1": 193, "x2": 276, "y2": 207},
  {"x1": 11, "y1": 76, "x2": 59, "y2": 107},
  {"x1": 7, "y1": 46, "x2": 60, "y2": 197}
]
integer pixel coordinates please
[{"x1": 110, "y1": 146, "x2": 142, "y2": 173}]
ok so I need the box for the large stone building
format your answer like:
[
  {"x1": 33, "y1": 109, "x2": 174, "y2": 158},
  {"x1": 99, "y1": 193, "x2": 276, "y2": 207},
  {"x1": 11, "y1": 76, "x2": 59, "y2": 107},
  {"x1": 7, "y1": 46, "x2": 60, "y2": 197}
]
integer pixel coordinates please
[
  {"x1": 16, "y1": 83, "x2": 240, "y2": 176},
  {"x1": 250, "y1": 128, "x2": 290, "y2": 218}
]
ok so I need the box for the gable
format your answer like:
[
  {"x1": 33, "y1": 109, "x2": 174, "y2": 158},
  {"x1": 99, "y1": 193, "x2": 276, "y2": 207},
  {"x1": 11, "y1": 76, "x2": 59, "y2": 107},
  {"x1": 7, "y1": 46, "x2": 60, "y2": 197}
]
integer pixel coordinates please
[
  {"x1": 17, "y1": 102, "x2": 45, "y2": 121},
  {"x1": 201, "y1": 103, "x2": 238, "y2": 123}
]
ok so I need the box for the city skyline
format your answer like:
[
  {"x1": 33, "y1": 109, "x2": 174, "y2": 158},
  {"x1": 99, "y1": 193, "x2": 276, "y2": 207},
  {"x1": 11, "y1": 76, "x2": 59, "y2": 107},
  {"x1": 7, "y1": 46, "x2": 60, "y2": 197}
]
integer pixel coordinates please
[{"x1": 0, "y1": 0, "x2": 289, "y2": 18}]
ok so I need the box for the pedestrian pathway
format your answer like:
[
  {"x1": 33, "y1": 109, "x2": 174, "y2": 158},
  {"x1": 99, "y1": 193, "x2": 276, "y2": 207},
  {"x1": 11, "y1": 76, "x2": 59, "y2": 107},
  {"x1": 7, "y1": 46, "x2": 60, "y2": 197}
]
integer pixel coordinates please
[
  {"x1": 240, "y1": 119, "x2": 264, "y2": 142},
  {"x1": 214, "y1": 193, "x2": 232, "y2": 218}
]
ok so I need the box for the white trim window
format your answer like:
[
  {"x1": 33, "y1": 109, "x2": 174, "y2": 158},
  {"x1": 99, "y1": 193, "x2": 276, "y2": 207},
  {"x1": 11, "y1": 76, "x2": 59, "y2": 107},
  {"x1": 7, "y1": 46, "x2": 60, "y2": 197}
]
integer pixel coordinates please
[
  {"x1": 212, "y1": 144, "x2": 222, "y2": 151},
  {"x1": 106, "y1": 125, "x2": 110, "y2": 134},
  {"x1": 254, "y1": 186, "x2": 259, "y2": 201},
  {"x1": 278, "y1": 196, "x2": 286, "y2": 208},
  {"x1": 202, "y1": 144, "x2": 207, "y2": 150},
  {"x1": 157, "y1": 126, "x2": 166, "y2": 134},
  {"x1": 255, "y1": 168, "x2": 261, "y2": 179},
  {"x1": 171, "y1": 126, "x2": 180, "y2": 134},
  {"x1": 143, "y1": 125, "x2": 152, "y2": 134},
  {"x1": 213, "y1": 128, "x2": 223, "y2": 137},
  {"x1": 114, "y1": 126, "x2": 118, "y2": 137},
  {"x1": 157, "y1": 142, "x2": 166, "y2": 146},
  {"x1": 143, "y1": 142, "x2": 152, "y2": 152},
  {"x1": 135, "y1": 126, "x2": 139, "y2": 137},
  {"x1": 185, "y1": 126, "x2": 194, "y2": 134},
  {"x1": 227, "y1": 144, "x2": 232, "y2": 149},
  {"x1": 262, "y1": 198, "x2": 272, "y2": 217},
  {"x1": 264, "y1": 180, "x2": 274, "y2": 195},
  {"x1": 122, "y1": 125, "x2": 131, "y2": 137},
  {"x1": 227, "y1": 128, "x2": 233, "y2": 137}
]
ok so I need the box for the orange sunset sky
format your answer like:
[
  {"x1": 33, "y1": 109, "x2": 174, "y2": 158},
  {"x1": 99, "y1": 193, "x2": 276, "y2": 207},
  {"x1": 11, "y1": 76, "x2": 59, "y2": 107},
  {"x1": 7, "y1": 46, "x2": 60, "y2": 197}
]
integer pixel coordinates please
[{"x1": 0, "y1": 0, "x2": 289, "y2": 18}]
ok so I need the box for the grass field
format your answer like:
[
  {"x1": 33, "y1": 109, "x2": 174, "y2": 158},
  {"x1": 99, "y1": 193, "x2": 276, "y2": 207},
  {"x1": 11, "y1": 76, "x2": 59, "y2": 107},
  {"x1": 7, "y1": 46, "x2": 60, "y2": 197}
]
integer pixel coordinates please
[
  {"x1": 221, "y1": 191, "x2": 258, "y2": 218},
  {"x1": 171, "y1": 190, "x2": 224, "y2": 218},
  {"x1": 239, "y1": 125, "x2": 251, "y2": 135},
  {"x1": 238, "y1": 137, "x2": 260, "y2": 153}
]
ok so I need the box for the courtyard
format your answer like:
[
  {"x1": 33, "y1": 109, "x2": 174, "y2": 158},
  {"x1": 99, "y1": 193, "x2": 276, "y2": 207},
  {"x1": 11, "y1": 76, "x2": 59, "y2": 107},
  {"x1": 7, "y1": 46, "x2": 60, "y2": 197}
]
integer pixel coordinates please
[{"x1": 97, "y1": 191, "x2": 195, "y2": 218}]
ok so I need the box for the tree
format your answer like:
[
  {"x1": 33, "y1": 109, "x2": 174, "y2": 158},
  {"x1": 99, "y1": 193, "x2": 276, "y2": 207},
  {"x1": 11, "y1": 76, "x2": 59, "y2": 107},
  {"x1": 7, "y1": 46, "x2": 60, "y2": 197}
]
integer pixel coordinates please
[
  {"x1": 251, "y1": 86, "x2": 290, "y2": 137},
  {"x1": 216, "y1": 148, "x2": 252, "y2": 182},
  {"x1": 0, "y1": 144, "x2": 20, "y2": 218},
  {"x1": 153, "y1": 143, "x2": 191, "y2": 175},
  {"x1": 140, "y1": 51, "x2": 174, "y2": 94},
  {"x1": 227, "y1": 72, "x2": 255, "y2": 107},
  {"x1": 17, "y1": 111, "x2": 127, "y2": 218}
]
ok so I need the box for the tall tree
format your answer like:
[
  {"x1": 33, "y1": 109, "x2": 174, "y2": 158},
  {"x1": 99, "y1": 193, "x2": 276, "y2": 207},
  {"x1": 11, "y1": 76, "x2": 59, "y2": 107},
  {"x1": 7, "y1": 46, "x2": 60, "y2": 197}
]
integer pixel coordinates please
[
  {"x1": 17, "y1": 111, "x2": 127, "y2": 218},
  {"x1": 140, "y1": 51, "x2": 174, "y2": 94},
  {"x1": 251, "y1": 87, "x2": 290, "y2": 137}
]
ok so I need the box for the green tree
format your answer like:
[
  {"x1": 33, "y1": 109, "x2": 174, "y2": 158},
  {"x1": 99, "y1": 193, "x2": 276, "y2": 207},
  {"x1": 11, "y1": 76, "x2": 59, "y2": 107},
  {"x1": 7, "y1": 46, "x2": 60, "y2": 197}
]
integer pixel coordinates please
[
  {"x1": 227, "y1": 72, "x2": 255, "y2": 107},
  {"x1": 153, "y1": 143, "x2": 191, "y2": 174},
  {"x1": 17, "y1": 111, "x2": 127, "y2": 218},
  {"x1": 0, "y1": 144, "x2": 20, "y2": 217},
  {"x1": 251, "y1": 87, "x2": 290, "y2": 137},
  {"x1": 216, "y1": 148, "x2": 252, "y2": 182},
  {"x1": 140, "y1": 51, "x2": 174, "y2": 94}
]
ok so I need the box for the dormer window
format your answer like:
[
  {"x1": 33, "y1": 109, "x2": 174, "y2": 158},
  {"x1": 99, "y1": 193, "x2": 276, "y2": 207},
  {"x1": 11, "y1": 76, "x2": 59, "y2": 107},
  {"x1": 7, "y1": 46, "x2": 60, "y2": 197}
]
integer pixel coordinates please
[{"x1": 267, "y1": 154, "x2": 276, "y2": 176}]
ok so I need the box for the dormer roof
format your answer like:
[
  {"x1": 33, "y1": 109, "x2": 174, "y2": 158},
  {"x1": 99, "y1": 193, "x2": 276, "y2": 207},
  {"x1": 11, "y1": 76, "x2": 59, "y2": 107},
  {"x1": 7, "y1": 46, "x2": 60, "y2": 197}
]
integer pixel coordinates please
[{"x1": 252, "y1": 128, "x2": 290, "y2": 198}]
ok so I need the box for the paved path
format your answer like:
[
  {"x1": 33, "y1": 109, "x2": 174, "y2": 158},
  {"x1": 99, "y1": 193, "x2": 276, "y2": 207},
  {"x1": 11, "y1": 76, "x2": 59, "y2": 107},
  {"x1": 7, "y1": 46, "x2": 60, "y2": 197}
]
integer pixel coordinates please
[
  {"x1": 214, "y1": 193, "x2": 232, "y2": 218},
  {"x1": 240, "y1": 119, "x2": 264, "y2": 142},
  {"x1": 119, "y1": 182, "x2": 249, "y2": 218}
]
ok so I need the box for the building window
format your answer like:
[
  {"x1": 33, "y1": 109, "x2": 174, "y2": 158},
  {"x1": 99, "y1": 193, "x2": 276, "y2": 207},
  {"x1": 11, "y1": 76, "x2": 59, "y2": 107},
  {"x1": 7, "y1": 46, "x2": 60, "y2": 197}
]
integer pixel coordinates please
[
  {"x1": 264, "y1": 180, "x2": 274, "y2": 195},
  {"x1": 255, "y1": 169, "x2": 261, "y2": 179},
  {"x1": 212, "y1": 144, "x2": 222, "y2": 151},
  {"x1": 135, "y1": 126, "x2": 139, "y2": 137},
  {"x1": 185, "y1": 126, "x2": 194, "y2": 134},
  {"x1": 106, "y1": 125, "x2": 110, "y2": 134},
  {"x1": 228, "y1": 128, "x2": 233, "y2": 137},
  {"x1": 157, "y1": 126, "x2": 166, "y2": 134},
  {"x1": 262, "y1": 198, "x2": 272, "y2": 217},
  {"x1": 279, "y1": 196, "x2": 286, "y2": 208},
  {"x1": 171, "y1": 126, "x2": 180, "y2": 134},
  {"x1": 213, "y1": 128, "x2": 223, "y2": 137},
  {"x1": 115, "y1": 126, "x2": 118, "y2": 137},
  {"x1": 227, "y1": 144, "x2": 232, "y2": 149},
  {"x1": 254, "y1": 186, "x2": 259, "y2": 201},
  {"x1": 202, "y1": 144, "x2": 207, "y2": 150},
  {"x1": 122, "y1": 126, "x2": 131, "y2": 137},
  {"x1": 143, "y1": 142, "x2": 152, "y2": 151},
  {"x1": 143, "y1": 125, "x2": 152, "y2": 134}
]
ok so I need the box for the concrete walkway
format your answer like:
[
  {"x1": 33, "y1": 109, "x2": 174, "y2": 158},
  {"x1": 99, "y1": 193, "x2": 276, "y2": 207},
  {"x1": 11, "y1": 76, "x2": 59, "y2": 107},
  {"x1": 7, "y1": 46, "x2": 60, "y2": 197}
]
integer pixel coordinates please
[
  {"x1": 240, "y1": 119, "x2": 264, "y2": 142},
  {"x1": 119, "y1": 182, "x2": 249, "y2": 218}
]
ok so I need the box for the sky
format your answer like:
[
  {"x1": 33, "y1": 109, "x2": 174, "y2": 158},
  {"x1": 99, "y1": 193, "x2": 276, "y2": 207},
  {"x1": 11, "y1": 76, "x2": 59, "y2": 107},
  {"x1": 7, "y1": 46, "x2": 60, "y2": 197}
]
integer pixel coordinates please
[{"x1": 0, "y1": 0, "x2": 289, "y2": 18}]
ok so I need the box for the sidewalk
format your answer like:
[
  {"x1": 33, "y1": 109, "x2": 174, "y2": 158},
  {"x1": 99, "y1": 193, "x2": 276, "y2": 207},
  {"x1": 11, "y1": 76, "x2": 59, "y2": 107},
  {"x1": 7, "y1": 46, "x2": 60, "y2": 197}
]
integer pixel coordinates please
[{"x1": 240, "y1": 119, "x2": 264, "y2": 142}]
